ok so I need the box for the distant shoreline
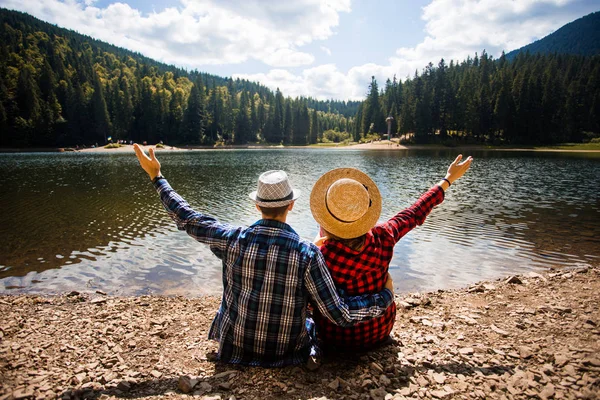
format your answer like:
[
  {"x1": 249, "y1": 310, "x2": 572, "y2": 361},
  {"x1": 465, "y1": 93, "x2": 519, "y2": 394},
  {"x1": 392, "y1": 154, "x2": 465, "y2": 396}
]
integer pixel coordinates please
[{"x1": 1, "y1": 141, "x2": 599, "y2": 153}]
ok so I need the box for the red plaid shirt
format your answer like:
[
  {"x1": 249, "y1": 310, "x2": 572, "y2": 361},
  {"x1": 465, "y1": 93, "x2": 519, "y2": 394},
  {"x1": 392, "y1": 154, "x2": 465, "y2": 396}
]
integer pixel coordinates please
[{"x1": 315, "y1": 185, "x2": 445, "y2": 348}]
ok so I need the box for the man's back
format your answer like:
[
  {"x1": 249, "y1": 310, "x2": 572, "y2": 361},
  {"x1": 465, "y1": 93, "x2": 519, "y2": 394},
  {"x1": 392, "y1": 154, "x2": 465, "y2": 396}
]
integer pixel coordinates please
[{"x1": 208, "y1": 219, "x2": 317, "y2": 366}]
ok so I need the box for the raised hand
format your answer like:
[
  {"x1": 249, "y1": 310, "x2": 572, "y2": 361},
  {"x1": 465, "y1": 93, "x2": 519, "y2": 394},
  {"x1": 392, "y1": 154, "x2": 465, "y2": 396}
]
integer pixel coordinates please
[
  {"x1": 133, "y1": 143, "x2": 161, "y2": 180},
  {"x1": 445, "y1": 154, "x2": 473, "y2": 184}
]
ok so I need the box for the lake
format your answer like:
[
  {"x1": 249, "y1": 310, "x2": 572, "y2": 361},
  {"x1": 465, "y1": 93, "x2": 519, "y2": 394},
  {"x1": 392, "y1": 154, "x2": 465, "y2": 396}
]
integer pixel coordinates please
[{"x1": 0, "y1": 148, "x2": 598, "y2": 296}]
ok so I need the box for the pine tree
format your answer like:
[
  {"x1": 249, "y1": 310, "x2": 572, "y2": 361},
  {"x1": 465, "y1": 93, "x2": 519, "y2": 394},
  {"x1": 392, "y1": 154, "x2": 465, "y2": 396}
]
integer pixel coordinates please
[
  {"x1": 309, "y1": 109, "x2": 319, "y2": 144},
  {"x1": 16, "y1": 65, "x2": 41, "y2": 122},
  {"x1": 179, "y1": 77, "x2": 206, "y2": 145},
  {"x1": 0, "y1": 79, "x2": 8, "y2": 147},
  {"x1": 39, "y1": 60, "x2": 56, "y2": 102},
  {"x1": 90, "y1": 71, "x2": 111, "y2": 144},
  {"x1": 168, "y1": 87, "x2": 185, "y2": 144},
  {"x1": 353, "y1": 103, "x2": 363, "y2": 141},
  {"x1": 206, "y1": 86, "x2": 222, "y2": 143},
  {"x1": 434, "y1": 59, "x2": 450, "y2": 138},
  {"x1": 250, "y1": 94, "x2": 259, "y2": 141},
  {"x1": 361, "y1": 76, "x2": 385, "y2": 135},
  {"x1": 265, "y1": 88, "x2": 284, "y2": 143},
  {"x1": 283, "y1": 101, "x2": 293, "y2": 144},
  {"x1": 233, "y1": 90, "x2": 251, "y2": 144}
]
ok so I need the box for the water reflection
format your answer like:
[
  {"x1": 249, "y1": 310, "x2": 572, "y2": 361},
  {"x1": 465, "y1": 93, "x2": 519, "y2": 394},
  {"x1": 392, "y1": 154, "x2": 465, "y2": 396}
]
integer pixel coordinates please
[{"x1": 0, "y1": 149, "x2": 598, "y2": 295}]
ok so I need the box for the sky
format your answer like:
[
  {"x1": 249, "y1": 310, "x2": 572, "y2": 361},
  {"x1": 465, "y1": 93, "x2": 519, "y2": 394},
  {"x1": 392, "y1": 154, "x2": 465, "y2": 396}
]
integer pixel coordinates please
[{"x1": 0, "y1": 0, "x2": 598, "y2": 101}]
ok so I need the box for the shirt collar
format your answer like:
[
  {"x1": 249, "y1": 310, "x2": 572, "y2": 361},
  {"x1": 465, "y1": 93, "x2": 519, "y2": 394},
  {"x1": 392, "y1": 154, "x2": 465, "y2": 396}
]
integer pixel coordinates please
[
  {"x1": 251, "y1": 219, "x2": 297, "y2": 234},
  {"x1": 325, "y1": 230, "x2": 374, "y2": 253}
]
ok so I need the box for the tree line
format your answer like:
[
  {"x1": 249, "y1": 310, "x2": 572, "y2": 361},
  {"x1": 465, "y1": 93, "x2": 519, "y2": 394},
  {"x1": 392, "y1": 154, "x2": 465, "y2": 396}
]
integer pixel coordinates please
[
  {"x1": 0, "y1": 9, "x2": 354, "y2": 148},
  {"x1": 2, "y1": 8, "x2": 599, "y2": 148},
  {"x1": 356, "y1": 50, "x2": 600, "y2": 145}
]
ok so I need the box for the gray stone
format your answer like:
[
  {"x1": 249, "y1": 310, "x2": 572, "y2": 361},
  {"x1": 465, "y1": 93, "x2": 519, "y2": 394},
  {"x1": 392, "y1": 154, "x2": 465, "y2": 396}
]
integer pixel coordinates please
[
  {"x1": 432, "y1": 372, "x2": 446, "y2": 384},
  {"x1": 430, "y1": 389, "x2": 450, "y2": 399},
  {"x1": 459, "y1": 347, "x2": 474, "y2": 355},
  {"x1": 506, "y1": 276, "x2": 522, "y2": 284},
  {"x1": 12, "y1": 389, "x2": 35, "y2": 400},
  {"x1": 539, "y1": 383, "x2": 555, "y2": 400},
  {"x1": 490, "y1": 324, "x2": 509, "y2": 337},
  {"x1": 369, "y1": 387, "x2": 388, "y2": 400},
  {"x1": 150, "y1": 370, "x2": 162, "y2": 378},
  {"x1": 178, "y1": 375, "x2": 198, "y2": 394},
  {"x1": 117, "y1": 380, "x2": 131, "y2": 392},
  {"x1": 379, "y1": 374, "x2": 392, "y2": 386},
  {"x1": 519, "y1": 346, "x2": 534, "y2": 359},
  {"x1": 213, "y1": 370, "x2": 238, "y2": 379},
  {"x1": 370, "y1": 362, "x2": 384, "y2": 374}
]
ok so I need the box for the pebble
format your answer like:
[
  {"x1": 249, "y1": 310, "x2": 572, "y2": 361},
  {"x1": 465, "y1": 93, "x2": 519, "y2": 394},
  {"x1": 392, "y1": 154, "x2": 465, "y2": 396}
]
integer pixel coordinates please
[
  {"x1": 459, "y1": 347, "x2": 474, "y2": 355},
  {"x1": 1, "y1": 267, "x2": 598, "y2": 400}
]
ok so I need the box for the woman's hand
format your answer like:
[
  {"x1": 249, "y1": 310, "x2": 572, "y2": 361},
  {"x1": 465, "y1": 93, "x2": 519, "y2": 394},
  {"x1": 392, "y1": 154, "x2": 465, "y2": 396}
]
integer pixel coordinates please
[{"x1": 445, "y1": 154, "x2": 473, "y2": 184}]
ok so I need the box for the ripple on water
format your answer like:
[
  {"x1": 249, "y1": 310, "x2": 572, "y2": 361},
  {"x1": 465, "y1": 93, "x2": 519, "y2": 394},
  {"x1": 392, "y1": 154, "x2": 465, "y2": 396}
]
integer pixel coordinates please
[{"x1": 0, "y1": 150, "x2": 598, "y2": 295}]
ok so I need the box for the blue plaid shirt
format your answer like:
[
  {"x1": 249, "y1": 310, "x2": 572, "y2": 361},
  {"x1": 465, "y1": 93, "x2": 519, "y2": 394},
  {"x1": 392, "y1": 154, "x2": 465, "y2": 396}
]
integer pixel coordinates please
[{"x1": 154, "y1": 179, "x2": 393, "y2": 367}]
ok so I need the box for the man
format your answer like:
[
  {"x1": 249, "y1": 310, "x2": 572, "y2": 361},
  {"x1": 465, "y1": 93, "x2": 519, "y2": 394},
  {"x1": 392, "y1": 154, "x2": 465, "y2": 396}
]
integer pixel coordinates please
[{"x1": 133, "y1": 144, "x2": 394, "y2": 367}]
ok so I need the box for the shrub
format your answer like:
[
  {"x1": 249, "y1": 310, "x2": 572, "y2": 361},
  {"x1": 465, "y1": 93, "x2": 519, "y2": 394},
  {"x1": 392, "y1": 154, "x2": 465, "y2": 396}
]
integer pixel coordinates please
[
  {"x1": 321, "y1": 129, "x2": 351, "y2": 143},
  {"x1": 359, "y1": 133, "x2": 381, "y2": 143}
]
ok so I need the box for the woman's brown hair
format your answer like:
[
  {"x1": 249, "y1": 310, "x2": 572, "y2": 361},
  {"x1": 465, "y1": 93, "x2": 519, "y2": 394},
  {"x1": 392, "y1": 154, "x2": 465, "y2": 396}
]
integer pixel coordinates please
[{"x1": 321, "y1": 228, "x2": 366, "y2": 252}]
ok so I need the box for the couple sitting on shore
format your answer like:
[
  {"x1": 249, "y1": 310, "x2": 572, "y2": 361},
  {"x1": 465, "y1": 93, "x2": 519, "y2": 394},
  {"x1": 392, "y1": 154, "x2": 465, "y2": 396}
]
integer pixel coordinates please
[{"x1": 134, "y1": 144, "x2": 472, "y2": 368}]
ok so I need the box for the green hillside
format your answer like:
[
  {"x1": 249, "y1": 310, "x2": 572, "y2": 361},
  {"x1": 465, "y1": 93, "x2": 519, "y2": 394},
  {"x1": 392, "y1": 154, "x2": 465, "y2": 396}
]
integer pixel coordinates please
[
  {"x1": 0, "y1": 8, "x2": 357, "y2": 148},
  {"x1": 506, "y1": 11, "x2": 600, "y2": 59}
]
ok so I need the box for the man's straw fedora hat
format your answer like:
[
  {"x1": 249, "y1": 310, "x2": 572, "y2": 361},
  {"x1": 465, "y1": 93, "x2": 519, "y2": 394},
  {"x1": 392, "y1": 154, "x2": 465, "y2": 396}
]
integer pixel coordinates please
[
  {"x1": 310, "y1": 168, "x2": 382, "y2": 239},
  {"x1": 249, "y1": 170, "x2": 301, "y2": 208}
]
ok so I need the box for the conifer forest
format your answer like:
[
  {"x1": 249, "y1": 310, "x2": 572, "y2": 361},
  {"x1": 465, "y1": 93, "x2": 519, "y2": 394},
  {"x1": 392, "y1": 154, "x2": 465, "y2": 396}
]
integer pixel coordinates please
[{"x1": 1, "y1": 9, "x2": 599, "y2": 148}]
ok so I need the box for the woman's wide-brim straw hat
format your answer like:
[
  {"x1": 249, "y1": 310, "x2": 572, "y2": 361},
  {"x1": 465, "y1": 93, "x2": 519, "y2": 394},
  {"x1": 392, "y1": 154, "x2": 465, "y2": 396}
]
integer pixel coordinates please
[
  {"x1": 310, "y1": 168, "x2": 381, "y2": 239},
  {"x1": 249, "y1": 170, "x2": 301, "y2": 208}
]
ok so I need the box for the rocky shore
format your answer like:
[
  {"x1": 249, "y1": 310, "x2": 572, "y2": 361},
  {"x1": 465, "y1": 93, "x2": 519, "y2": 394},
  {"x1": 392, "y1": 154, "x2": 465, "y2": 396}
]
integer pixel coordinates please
[{"x1": 1, "y1": 266, "x2": 599, "y2": 400}]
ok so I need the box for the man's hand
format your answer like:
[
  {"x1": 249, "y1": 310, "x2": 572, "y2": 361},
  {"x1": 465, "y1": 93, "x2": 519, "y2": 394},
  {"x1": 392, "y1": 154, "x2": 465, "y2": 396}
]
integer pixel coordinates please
[
  {"x1": 445, "y1": 154, "x2": 473, "y2": 184},
  {"x1": 313, "y1": 233, "x2": 328, "y2": 247},
  {"x1": 133, "y1": 143, "x2": 161, "y2": 180},
  {"x1": 384, "y1": 272, "x2": 394, "y2": 295}
]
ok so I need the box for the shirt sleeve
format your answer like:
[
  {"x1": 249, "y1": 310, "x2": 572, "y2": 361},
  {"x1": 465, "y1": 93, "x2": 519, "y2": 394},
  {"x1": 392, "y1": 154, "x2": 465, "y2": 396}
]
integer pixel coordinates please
[
  {"x1": 304, "y1": 248, "x2": 394, "y2": 327},
  {"x1": 380, "y1": 185, "x2": 445, "y2": 243},
  {"x1": 153, "y1": 178, "x2": 237, "y2": 253}
]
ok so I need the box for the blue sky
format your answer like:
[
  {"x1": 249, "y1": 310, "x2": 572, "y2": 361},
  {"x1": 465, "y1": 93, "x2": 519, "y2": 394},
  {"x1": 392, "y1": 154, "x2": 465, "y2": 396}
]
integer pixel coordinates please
[{"x1": 1, "y1": 0, "x2": 598, "y2": 100}]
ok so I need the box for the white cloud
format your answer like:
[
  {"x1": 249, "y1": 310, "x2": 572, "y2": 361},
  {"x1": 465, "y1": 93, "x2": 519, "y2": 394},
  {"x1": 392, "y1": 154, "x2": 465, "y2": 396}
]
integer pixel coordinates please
[
  {"x1": 0, "y1": 0, "x2": 350, "y2": 68},
  {"x1": 240, "y1": 0, "x2": 599, "y2": 100},
  {"x1": 320, "y1": 46, "x2": 332, "y2": 56},
  {"x1": 2, "y1": 0, "x2": 597, "y2": 101}
]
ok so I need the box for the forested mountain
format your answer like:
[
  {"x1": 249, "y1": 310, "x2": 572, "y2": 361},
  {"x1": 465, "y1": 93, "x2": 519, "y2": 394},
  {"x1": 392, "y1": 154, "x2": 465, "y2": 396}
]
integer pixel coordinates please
[
  {"x1": 357, "y1": 51, "x2": 599, "y2": 145},
  {"x1": 506, "y1": 11, "x2": 600, "y2": 60},
  {"x1": 0, "y1": 8, "x2": 353, "y2": 148},
  {"x1": 1, "y1": 8, "x2": 599, "y2": 148}
]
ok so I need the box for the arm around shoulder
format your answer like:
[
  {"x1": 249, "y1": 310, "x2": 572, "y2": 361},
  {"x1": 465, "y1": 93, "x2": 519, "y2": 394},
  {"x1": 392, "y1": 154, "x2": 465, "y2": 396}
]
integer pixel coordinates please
[{"x1": 305, "y1": 252, "x2": 394, "y2": 327}]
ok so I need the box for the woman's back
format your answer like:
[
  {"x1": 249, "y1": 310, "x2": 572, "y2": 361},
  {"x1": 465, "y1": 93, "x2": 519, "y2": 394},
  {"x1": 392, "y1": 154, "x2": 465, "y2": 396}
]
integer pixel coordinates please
[{"x1": 314, "y1": 227, "x2": 397, "y2": 348}]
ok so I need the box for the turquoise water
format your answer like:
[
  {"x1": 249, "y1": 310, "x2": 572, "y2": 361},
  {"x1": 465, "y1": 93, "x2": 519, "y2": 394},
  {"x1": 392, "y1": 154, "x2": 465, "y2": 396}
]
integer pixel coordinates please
[{"x1": 0, "y1": 148, "x2": 598, "y2": 295}]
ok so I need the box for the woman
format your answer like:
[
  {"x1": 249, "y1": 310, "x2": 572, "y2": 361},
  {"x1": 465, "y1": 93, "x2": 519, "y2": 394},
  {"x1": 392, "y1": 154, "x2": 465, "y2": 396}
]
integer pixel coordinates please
[{"x1": 310, "y1": 155, "x2": 473, "y2": 349}]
